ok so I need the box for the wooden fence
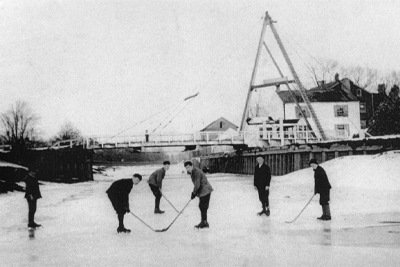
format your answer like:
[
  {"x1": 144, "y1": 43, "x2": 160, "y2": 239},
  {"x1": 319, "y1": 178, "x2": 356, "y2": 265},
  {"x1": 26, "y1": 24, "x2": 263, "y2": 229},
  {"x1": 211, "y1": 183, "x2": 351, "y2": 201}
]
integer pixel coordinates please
[
  {"x1": 0, "y1": 148, "x2": 93, "y2": 183},
  {"x1": 200, "y1": 139, "x2": 399, "y2": 176}
]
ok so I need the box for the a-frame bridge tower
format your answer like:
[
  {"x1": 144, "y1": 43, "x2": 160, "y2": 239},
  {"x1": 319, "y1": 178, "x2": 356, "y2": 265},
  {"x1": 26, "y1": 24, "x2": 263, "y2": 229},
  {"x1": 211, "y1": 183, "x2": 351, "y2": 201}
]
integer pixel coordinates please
[{"x1": 240, "y1": 12, "x2": 327, "y2": 141}]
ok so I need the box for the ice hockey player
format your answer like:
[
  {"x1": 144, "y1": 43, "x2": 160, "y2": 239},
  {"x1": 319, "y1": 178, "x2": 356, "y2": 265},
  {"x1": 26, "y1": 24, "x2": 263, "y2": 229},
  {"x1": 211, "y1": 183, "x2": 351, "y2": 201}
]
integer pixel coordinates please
[
  {"x1": 254, "y1": 156, "x2": 271, "y2": 216},
  {"x1": 148, "y1": 161, "x2": 170, "y2": 214},
  {"x1": 106, "y1": 173, "x2": 142, "y2": 233},
  {"x1": 309, "y1": 158, "x2": 332, "y2": 221},
  {"x1": 25, "y1": 170, "x2": 42, "y2": 228},
  {"x1": 184, "y1": 161, "x2": 214, "y2": 229}
]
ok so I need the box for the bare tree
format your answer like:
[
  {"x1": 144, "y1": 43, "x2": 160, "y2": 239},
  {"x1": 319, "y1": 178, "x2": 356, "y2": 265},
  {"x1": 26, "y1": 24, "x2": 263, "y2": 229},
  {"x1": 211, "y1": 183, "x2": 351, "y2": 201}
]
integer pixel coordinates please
[
  {"x1": 54, "y1": 121, "x2": 81, "y2": 141},
  {"x1": 308, "y1": 59, "x2": 339, "y2": 87},
  {"x1": 340, "y1": 66, "x2": 378, "y2": 91},
  {"x1": 383, "y1": 70, "x2": 400, "y2": 90},
  {"x1": 0, "y1": 100, "x2": 39, "y2": 146}
]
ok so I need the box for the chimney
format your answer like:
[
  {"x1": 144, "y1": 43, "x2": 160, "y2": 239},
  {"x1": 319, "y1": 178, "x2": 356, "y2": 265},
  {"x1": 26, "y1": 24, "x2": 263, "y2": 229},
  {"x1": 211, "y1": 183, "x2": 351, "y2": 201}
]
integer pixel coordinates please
[
  {"x1": 378, "y1": 84, "x2": 386, "y2": 95},
  {"x1": 334, "y1": 73, "x2": 340, "y2": 82}
]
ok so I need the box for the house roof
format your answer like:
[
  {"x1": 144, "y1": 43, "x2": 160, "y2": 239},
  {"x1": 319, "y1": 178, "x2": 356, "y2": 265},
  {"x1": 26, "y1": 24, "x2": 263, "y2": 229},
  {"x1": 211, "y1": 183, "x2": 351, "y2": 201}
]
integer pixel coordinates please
[
  {"x1": 277, "y1": 79, "x2": 359, "y2": 104},
  {"x1": 200, "y1": 117, "x2": 238, "y2": 131}
]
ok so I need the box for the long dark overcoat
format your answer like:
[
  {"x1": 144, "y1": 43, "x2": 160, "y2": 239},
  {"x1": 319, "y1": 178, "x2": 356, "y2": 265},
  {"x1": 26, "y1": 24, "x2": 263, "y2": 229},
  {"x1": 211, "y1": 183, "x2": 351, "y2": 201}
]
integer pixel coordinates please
[
  {"x1": 254, "y1": 164, "x2": 271, "y2": 189},
  {"x1": 25, "y1": 175, "x2": 42, "y2": 199},
  {"x1": 314, "y1": 166, "x2": 332, "y2": 193}
]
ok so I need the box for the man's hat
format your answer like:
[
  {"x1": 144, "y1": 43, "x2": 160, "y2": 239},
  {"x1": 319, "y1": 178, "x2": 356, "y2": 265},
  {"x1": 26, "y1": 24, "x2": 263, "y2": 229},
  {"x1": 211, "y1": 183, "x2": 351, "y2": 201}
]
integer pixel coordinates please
[{"x1": 309, "y1": 158, "x2": 318, "y2": 165}]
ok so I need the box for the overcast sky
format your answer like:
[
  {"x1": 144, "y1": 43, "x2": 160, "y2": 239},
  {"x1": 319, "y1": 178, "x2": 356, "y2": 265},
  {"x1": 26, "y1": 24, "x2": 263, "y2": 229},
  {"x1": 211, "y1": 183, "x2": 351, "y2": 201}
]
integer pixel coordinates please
[{"x1": 1, "y1": 0, "x2": 399, "y2": 139}]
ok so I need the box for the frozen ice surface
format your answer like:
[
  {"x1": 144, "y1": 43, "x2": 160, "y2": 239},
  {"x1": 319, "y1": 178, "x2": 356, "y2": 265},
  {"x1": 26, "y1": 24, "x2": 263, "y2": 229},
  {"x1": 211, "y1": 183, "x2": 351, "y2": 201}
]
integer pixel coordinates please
[{"x1": 1, "y1": 152, "x2": 400, "y2": 266}]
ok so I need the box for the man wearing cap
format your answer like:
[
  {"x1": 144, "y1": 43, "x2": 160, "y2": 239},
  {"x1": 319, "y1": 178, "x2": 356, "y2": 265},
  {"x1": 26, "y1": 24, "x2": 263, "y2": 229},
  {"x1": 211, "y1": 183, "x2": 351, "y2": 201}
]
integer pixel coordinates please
[
  {"x1": 25, "y1": 170, "x2": 42, "y2": 228},
  {"x1": 309, "y1": 158, "x2": 332, "y2": 221},
  {"x1": 106, "y1": 173, "x2": 142, "y2": 233},
  {"x1": 254, "y1": 156, "x2": 271, "y2": 216},
  {"x1": 148, "y1": 161, "x2": 170, "y2": 214},
  {"x1": 185, "y1": 160, "x2": 213, "y2": 229}
]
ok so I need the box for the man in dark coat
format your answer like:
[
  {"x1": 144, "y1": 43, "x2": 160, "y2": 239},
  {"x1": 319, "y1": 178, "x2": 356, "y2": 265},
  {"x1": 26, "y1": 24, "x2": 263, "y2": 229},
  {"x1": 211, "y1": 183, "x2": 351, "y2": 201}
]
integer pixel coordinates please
[
  {"x1": 185, "y1": 161, "x2": 214, "y2": 229},
  {"x1": 25, "y1": 170, "x2": 42, "y2": 228},
  {"x1": 106, "y1": 173, "x2": 142, "y2": 233},
  {"x1": 147, "y1": 161, "x2": 170, "y2": 214},
  {"x1": 254, "y1": 156, "x2": 271, "y2": 216},
  {"x1": 309, "y1": 159, "x2": 332, "y2": 221}
]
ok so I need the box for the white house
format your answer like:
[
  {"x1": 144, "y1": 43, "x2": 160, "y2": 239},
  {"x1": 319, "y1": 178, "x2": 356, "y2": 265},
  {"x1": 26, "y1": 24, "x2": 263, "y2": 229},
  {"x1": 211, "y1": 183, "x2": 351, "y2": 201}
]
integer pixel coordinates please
[{"x1": 277, "y1": 81, "x2": 362, "y2": 140}]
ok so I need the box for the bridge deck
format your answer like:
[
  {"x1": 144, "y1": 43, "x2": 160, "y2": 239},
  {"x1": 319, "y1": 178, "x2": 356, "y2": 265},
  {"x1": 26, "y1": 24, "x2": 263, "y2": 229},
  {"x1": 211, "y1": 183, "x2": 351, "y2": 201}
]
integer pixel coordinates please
[{"x1": 50, "y1": 130, "x2": 318, "y2": 150}]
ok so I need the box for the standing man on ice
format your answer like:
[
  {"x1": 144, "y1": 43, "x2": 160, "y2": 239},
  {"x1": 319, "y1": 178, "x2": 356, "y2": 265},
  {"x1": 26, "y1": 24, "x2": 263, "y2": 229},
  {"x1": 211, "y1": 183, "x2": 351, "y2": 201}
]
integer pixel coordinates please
[
  {"x1": 148, "y1": 161, "x2": 170, "y2": 214},
  {"x1": 309, "y1": 159, "x2": 332, "y2": 221},
  {"x1": 106, "y1": 173, "x2": 142, "y2": 233},
  {"x1": 184, "y1": 161, "x2": 214, "y2": 229},
  {"x1": 25, "y1": 170, "x2": 42, "y2": 228},
  {"x1": 254, "y1": 156, "x2": 271, "y2": 216}
]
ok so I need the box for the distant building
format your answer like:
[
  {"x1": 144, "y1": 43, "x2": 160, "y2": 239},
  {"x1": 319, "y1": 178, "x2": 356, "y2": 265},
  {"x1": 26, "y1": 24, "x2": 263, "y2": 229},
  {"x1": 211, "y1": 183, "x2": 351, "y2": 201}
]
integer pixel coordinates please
[
  {"x1": 340, "y1": 79, "x2": 386, "y2": 129},
  {"x1": 200, "y1": 117, "x2": 238, "y2": 132},
  {"x1": 199, "y1": 117, "x2": 239, "y2": 151},
  {"x1": 277, "y1": 78, "x2": 362, "y2": 140}
]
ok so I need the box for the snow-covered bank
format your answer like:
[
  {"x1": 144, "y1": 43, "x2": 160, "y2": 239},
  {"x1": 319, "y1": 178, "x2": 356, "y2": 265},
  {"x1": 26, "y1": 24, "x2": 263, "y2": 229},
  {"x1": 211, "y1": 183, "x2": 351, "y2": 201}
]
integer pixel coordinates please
[{"x1": 1, "y1": 152, "x2": 400, "y2": 266}]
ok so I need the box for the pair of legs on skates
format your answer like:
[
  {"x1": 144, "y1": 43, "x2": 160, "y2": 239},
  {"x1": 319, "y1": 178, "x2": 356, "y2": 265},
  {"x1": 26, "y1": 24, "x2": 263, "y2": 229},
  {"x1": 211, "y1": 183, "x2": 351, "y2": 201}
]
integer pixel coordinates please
[
  {"x1": 27, "y1": 198, "x2": 41, "y2": 228},
  {"x1": 318, "y1": 191, "x2": 331, "y2": 221},
  {"x1": 150, "y1": 184, "x2": 164, "y2": 214},
  {"x1": 257, "y1": 187, "x2": 270, "y2": 216},
  {"x1": 117, "y1": 213, "x2": 131, "y2": 233},
  {"x1": 195, "y1": 193, "x2": 211, "y2": 229},
  {"x1": 108, "y1": 195, "x2": 131, "y2": 233}
]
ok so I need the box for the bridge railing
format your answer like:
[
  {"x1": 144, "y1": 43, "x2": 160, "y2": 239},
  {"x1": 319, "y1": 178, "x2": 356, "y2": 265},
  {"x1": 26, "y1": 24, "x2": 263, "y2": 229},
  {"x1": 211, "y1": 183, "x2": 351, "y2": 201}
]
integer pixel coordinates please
[
  {"x1": 84, "y1": 131, "x2": 251, "y2": 148},
  {"x1": 260, "y1": 129, "x2": 317, "y2": 143},
  {"x1": 49, "y1": 130, "x2": 319, "y2": 149}
]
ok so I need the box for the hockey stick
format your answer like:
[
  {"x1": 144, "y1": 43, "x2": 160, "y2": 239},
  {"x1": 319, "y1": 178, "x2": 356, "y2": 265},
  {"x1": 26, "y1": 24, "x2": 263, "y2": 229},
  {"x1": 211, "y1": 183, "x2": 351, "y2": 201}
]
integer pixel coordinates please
[
  {"x1": 155, "y1": 199, "x2": 192, "y2": 232},
  {"x1": 161, "y1": 192, "x2": 180, "y2": 213},
  {"x1": 129, "y1": 211, "x2": 157, "y2": 232},
  {"x1": 285, "y1": 194, "x2": 315, "y2": 223}
]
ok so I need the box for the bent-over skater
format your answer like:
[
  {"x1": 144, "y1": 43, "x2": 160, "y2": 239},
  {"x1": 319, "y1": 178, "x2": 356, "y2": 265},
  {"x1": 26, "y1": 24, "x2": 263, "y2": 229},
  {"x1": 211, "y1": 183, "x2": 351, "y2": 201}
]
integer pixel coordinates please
[
  {"x1": 148, "y1": 161, "x2": 170, "y2": 214},
  {"x1": 254, "y1": 156, "x2": 271, "y2": 216},
  {"x1": 309, "y1": 159, "x2": 332, "y2": 221},
  {"x1": 106, "y1": 173, "x2": 142, "y2": 233},
  {"x1": 184, "y1": 161, "x2": 213, "y2": 229},
  {"x1": 25, "y1": 170, "x2": 42, "y2": 228}
]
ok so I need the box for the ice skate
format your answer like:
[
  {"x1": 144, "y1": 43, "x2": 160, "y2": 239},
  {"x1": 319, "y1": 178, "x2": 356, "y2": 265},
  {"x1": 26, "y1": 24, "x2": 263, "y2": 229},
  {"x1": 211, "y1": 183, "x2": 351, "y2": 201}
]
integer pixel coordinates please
[
  {"x1": 194, "y1": 220, "x2": 209, "y2": 229},
  {"x1": 28, "y1": 222, "x2": 41, "y2": 228},
  {"x1": 154, "y1": 208, "x2": 165, "y2": 214},
  {"x1": 117, "y1": 227, "x2": 131, "y2": 233}
]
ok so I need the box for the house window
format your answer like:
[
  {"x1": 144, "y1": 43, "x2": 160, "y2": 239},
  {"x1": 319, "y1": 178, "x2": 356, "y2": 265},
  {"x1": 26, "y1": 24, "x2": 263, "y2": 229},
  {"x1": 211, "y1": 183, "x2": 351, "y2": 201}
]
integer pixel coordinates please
[
  {"x1": 295, "y1": 106, "x2": 310, "y2": 118},
  {"x1": 360, "y1": 102, "x2": 366, "y2": 113},
  {"x1": 335, "y1": 124, "x2": 349, "y2": 137},
  {"x1": 334, "y1": 105, "x2": 348, "y2": 117},
  {"x1": 360, "y1": 120, "x2": 367, "y2": 129},
  {"x1": 220, "y1": 121, "x2": 223, "y2": 128},
  {"x1": 357, "y1": 89, "x2": 362, "y2": 97}
]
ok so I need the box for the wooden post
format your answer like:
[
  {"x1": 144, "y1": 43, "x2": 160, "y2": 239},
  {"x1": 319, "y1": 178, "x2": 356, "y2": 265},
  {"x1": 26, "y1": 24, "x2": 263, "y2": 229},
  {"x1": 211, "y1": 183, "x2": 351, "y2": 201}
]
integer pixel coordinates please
[
  {"x1": 322, "y1": 151, "x2": 327, "y2": 162},
  {"x1": 240, "y1": 14, "x2": 270, "y2": 130},
  {"x1": 280, "y1": 118, "x2": 284, "y2": 146}
]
